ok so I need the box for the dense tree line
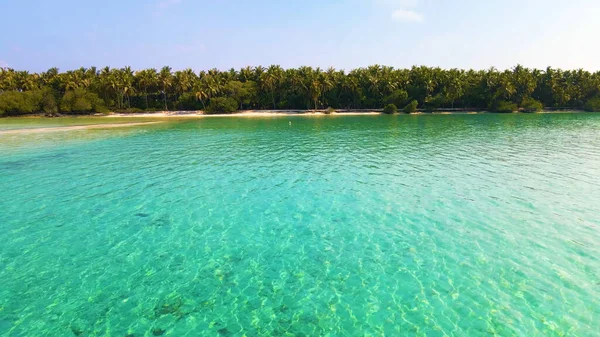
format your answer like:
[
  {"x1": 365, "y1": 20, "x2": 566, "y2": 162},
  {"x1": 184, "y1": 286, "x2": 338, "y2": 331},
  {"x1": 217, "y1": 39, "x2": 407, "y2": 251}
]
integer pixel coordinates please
[{"x1": 1, "y1": 65, "x2": 600, "y2": 116}]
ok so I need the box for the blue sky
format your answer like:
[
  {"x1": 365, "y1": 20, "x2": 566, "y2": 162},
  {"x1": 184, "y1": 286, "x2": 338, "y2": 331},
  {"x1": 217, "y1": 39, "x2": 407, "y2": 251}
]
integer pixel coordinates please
[{"x1": 1, "y1": 0, "x2": 599, "y2": 72}]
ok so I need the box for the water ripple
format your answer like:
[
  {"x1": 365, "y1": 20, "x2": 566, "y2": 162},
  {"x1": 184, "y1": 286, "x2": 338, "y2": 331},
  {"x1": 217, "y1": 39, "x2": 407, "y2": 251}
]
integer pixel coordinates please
[{"x1": 1, "y1": 114, "x2": 599, "y2": 336}]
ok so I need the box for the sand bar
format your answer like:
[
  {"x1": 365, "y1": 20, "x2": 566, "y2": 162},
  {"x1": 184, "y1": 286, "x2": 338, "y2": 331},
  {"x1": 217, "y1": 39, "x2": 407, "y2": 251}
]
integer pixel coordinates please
[{"x1": 0, "y1": 122, "x2": 162, "y2": 135}]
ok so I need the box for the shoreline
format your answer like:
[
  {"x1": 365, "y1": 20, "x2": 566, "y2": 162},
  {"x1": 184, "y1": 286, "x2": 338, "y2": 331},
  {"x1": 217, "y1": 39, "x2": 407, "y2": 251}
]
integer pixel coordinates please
[
  {"x1": 2, "y1": 110, "x2": 591, "y2": 135},
  {"x1": 106, "y1": 110, "x2": 383, "y2": 118},
  {"x1": 1, "y1": 109, "x2": 593, "y2": 120},
  {"x1": 95, "y1": 109, "x2": 593, "y2": 118},
  {"x1": 103, "y1": 109, "x2": 591, "y2": 118}
]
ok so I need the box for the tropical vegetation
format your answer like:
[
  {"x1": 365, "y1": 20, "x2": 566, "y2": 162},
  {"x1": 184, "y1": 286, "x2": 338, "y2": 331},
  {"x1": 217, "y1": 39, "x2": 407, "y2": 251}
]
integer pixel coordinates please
[
  {"x1": 383, "y1": 104, "x2": 398, "y2": 114},
  {"x1": 403, "y1": 100, "x2": 419, "y2": 114},
  {"x1": 2, "y1": 65, "x2": 600, "y2": 116}
]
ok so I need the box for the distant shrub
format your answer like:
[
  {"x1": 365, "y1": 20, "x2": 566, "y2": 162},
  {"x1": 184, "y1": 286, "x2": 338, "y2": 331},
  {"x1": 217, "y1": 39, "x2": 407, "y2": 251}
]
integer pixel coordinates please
[
  {"x1": 60, "y1": 89, "x2": 105, "y2": 113},
  {"x1": 383, "y1": 104, "x2": 398, "y2": 114},
  {"x1": 94, "y1": 106, "x2": 111, "y2": 114},
  {"x1": 324, "y1": 107, "x2": 336, "y2": 115},
  {"x1": 122, "y1": 107, "x2": 144, "y2": 113},
  {"x1": 492, "y1": 100, "x2": 518, "y2": 113},
  {"x1": 424, "y1": 93, "x2": 446, "y2": 112},
  {"x1": 584, "y1": 97, "x2": 600, "y2": 112},
  {"x1": 521, "y1": 98, "x2": 543, "y2": 112},
  {"x1": 385, "y1": 90, "x2": 409, "y2": 107},
  {"x1": 0, "y1": 90, "x2": 42, "y2": 115},
  {"x1": 72, "y1": 98, "x2": 93, "y2": 112},
  {"x1": 176, "y1": 92, "x2": 203, "y2": 111},
  {"x1": 41, "y1": 91, "x2": 58, "y2": 114},
  {"x1": 403, "y1": 100, "x2": 419, "y2": 114},
  {"x1": 276, "y1": 101, "x2": 288, "y2": 109},
  {"x1": 0, "y1": 91, "x2": 31, "y2": 115},
  {"x1": 206, "y1": 97, "x2": 238, "y2": 114}
]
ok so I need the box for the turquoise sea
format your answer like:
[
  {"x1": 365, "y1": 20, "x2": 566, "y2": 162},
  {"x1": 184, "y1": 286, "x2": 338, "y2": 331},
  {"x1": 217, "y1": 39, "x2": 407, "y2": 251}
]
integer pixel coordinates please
[{"x1": 1, "y1": 114, "x2": 599, "y2": 337}]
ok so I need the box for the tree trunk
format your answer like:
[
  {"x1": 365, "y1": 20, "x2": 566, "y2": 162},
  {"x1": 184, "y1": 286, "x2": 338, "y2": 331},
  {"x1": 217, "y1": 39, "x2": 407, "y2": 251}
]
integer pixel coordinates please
[
  {"x1": 163, "y1": 85, "x2": 168, "y2": 111},
  {"x1": 271, "y1": 91, "x2": 275, "y2": 110},
  {"x1": 144, "y1": 86, "x2": 149, "y2": 109}
]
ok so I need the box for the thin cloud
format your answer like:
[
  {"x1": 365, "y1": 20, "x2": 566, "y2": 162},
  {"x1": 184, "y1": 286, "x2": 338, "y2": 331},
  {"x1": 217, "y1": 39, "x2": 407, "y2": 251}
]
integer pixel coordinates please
[
  {"x1": 0, "y1": 60, "x2": 8, "y2": 68},
  {"x1": 392, "y1": 9, "x2": 424, "y2": 22}
]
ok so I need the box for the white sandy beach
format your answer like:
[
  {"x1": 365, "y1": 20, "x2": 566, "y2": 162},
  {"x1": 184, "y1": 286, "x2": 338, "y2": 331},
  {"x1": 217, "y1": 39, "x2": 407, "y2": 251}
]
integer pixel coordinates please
[
  {"x1": 104, "y1": 110, "x2": 384, "y2": 118},
  {"x1": 104, "y1": 110, "x2": 573, "y2": 118}
]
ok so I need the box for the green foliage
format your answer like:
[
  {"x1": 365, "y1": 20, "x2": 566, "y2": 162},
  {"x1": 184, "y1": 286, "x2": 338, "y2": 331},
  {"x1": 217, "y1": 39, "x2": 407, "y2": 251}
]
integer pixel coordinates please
[
  {"x1": 72, "y1": 98, "x2": 93, "y2": 112},
  {"x1": 95, "y1": 106, "x2": 110, "y2": 114},
  {"x1": 383, "y1": 104, "x2": 397, "y2": 114},
  {"x1": 206, "y1": 97, "x2": 238, "y2": 114},
  {"x1": 224, "y1": 80, "x2": 258, "y2": 110},
  {"x1": 0, "y1": 90, "x2": 42, "y2": 115},
  {"x1": 403, "y1": 100, "x2": 419, "y2": 114},
  {"x1": 521, "y1": 98, "x2": 543, "y2": 112},
  {"x1": 176, "y1": 92, "x2": 202, "y2": 111},
  {"x1": 2, "y1": 64, "x2": 600, "y2": 116},
  {"x1": 41, "y1": 90, "x2": 58, "y2": 114},
  {"x1": 120, "y1": 107, "x2": 144, "y2": 113},
  {"x1": 584, "y1": 97, "x2": 600, "y2": 112},
  {"x1": 0, "y1": 92, "x2": 28, "y2": 115},
  {"x1": 491, "y1": 100, "x2": 518, "y2": 113},
  {"x1": 385, "y1": 90, "x2": 408, "y2": 107},
  {"x1": 424, "y1": 93, "x2": 446, "y2": 112},
  {"x1": 60, "y1": 90, "x2": 105, "y2": 113}
]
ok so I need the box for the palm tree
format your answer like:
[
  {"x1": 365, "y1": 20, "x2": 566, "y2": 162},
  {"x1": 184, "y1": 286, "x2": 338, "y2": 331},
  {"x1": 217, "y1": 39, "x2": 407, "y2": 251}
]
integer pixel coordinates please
[
  {"x1": 0, "y1": 68, "x2": 17, "y2": 92},
  {"x1": 195, "y1": 84, "x2": 208, "y2": 110},
  {"x1": 260, "y1": 65, "x2": 283, "y2": 109},
  {"x1": 41, "y1": 67, "x2": 59, "y2": 88},
  {"x1": 239, "y1": 66, "x2": 254, "y2": 82},
  {"x1": 108, "y1": 68, "x2": 124, "y2": 109},
  {"x1": 443, "y1": 69, "x2": 464, "y2": 108},
  {"x1": 4, "y1": 63, "x2": 600, "y2": 114},
  {"x1": 98, "y1": 67, "x2": 112, "y2": 105},
  {"x1": 174, "y1": 68, "x2": 197, "y2": 98},
  {"x1": 512, "y1": 64, "x2": 536, "y2": 103},
  {"x1": 159, "y1": 66, "x2": 172, "y2": 111},
  {"x1": 122, "y1": 66, "x2": 135, "y2": 108},
  {"x1": 136, "y1": 69, "x2": 158, "y2": 109}
]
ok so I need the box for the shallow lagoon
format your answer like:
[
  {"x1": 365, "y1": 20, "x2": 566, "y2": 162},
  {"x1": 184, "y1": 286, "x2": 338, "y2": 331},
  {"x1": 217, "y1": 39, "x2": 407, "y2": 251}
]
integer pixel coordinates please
[{"x1": 1, "y1": 114, "x2": 599, "y2": 336}]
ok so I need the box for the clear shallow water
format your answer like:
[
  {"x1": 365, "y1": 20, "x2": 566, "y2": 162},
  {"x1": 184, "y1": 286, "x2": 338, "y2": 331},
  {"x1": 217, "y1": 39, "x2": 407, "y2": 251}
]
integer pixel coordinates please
[{"x1": 1, "y1": 114, "x2": 599, "y2": 337}]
